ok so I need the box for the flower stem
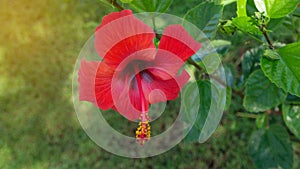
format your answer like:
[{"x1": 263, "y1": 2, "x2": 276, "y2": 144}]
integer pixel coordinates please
[{"x1": 108, "y1": 0, "x2": 124, "y2": 11}]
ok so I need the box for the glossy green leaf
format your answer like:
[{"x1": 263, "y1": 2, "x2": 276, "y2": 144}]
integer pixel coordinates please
[
  {"x1": 215, "y1": 0, "x2": 237, "y2": 6},
  {"x1": 255, "y1": 113, "x2": 267, "y2": 128},
  {"x1": 196, "y1": 80, "x2": 226, "y2": 143},
  {"x1": 282, "y1": 104, "x2": 300, "y2": 139},
  {"x1": 211, "y1": 39, "x2": 232, "y2": 54},
  {"x1": 263, "y1": 49, "x2": 280, "y2": 60},
  {"x1": 242, "y1": 48, "x2": 263, "y2": 79},
  {"x1": 218, "y1": 20, "x2": 236, "y2": 34},
  {"x1": 184, "y1": 80, "x2": 225, "y2": 143},
  {"x1": 184, "y1": 126, "x2": 200, "y2": 143},
  {"x1": 264, "y1": 0, "x2": 300, "y2": 18},
  {"x1": 192, "y1": 40, "x2": 231, "y2": 61},
  {"x1": 181, "y1": 82, "x2": 200, "y2": 125},
  {"x1": 267, "y1": 18, "x2": 284, "y2": 31},
  {"x1": 129, "y1": 0, "x2": 173, "y2": 13},
  {"x1": 192, "y1": 40, "x2": 230, "y2": 74},
  {"x1": 254, "y1": 0, "x2": 267, "y2": 14},
  {"x1": 261, "y1": 42, "x2": 300, "y2": 97},
  {"x1": 243, "y1": 70, "x2": 287, "y2": 112},
  {"x1": 192, "y1": 40, "x2": 223, "y2": 74},
  {"x1": 249, "y1": 125, "x2": 294, "y2": 169},
  {"x1": 184, "y1": 2, "x2": 223, "y2": 39},
  {"x1": 224, "y1": 64, "x2": 235, "y2": 87},
  {"x1": 120, "y1": 0, "x2": 133, "y2": 3},
  {"x1": 286, "y1": 94, "x2": 300, "y2": 104},
  {"x1": 181, "y1": 82, "x2": 200, "y2": 143},
  {"x1": 196, "y1": 52, "x2": 221, "y2": 74},
  {"x1": 237, "y1": 0, "x2": 247, "y2": 17},
  {"x1": 232, "y1": 16, "x2": 262, "y2": 35}
]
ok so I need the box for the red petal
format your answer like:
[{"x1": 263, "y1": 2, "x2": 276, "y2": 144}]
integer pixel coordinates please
[
  {"x1": 141, "y1": 69, "x2": 190, "y2": 104},
  {"x1": 111, "y1": 73, "x2": 146, "y2": 120},
  {"x1": 147, "y1": 49, "x2": 187, "y2": 80},
  {"x1": 96, "y1": 10, "x2": 132, "y2": 31},
  {"x1": 94, "y1": 61, "x2": 115, "y2": 110},
  {"x1": 78, "y1": 59, "x2": 99, "y2": 106},
  {"x1": 158, "y1": 25, "x2": 202, "y2": 62},
  {"x1": 104, "y1": 38, "x2": 156, "y2": 70},
  {"x1": 95, "y1": 10, "x2": 155, "y2": 68}
]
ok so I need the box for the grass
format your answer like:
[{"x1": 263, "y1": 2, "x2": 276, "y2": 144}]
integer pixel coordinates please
[{"x1": 0, "y1": 0, "x2": 256, "y2": 168}]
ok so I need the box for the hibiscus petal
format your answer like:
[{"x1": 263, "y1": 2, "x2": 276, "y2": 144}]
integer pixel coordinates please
[
  {"x1": 95, "y1": 10, "x2": 155, "y2": 68},
  {"x1": 78, "y1": 59, "x2": 99, "y2": 106},
  {"x1": 148, "y1": 49, "x2": 186, "y2": 80},
  {"x1": 92, "y1": 60, "x2": 151, "y2": 120},
  {"x1": 111, "y1": 73, "x2": 147, "y2": 121},
  {"x1": 158, "y1": 24, "x2": 202, "y2": 62},
  {"x1": 94, "y1": 61, "x2": 115, "y2": 110},
  {"x1": 141, "y1": 69, "x2": 190, "y2": 104},
  {"x1": 95, "y1": 10, "x2": 132, "y2": 31}
]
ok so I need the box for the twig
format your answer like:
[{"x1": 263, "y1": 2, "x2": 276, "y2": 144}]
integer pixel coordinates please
[
  {"x1": 109, "y1": 0, "x2": 124, "y2": 11},
  {"x1": 266, "y1": 110, "x2": 271, "y2": 128},
  {"x1": 236, "y1": 112, "x2": 258, "y2": 119},
  {"x1": 271, "y1": 110, "x2": 282, "y2": 115},
  {"x1": 263, "y1": 30, "x2": 274, "y2": 49},
  {"x1": 260, "y1": 25, "x2": 275, "y2": 50}
]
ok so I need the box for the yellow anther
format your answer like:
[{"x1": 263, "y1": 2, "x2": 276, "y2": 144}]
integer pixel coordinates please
[{"x1": 135, "y1": 120, "x2": 151, "y2": 145}]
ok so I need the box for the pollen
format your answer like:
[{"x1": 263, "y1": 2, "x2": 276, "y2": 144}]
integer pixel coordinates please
[{"x1": 135, "y1": 121, "x2": 151, "y2": 145}]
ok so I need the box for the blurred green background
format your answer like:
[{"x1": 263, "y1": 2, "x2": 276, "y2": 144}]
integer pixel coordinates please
[{"x1": 0, "y1": 0, "x2": 257, "y2": 168}]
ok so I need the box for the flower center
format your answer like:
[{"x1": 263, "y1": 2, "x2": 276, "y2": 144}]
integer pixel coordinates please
[{"x1": 134, "y1": 66, "x2": 151, "y2": 145}]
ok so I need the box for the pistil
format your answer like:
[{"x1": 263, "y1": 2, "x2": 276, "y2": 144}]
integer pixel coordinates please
[{"x1": 134, "y1": 67, "x2": 151, "y2": 145}]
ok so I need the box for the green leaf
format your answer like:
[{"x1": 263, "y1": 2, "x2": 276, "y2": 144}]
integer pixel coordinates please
[
  {"x1": 184, "y1": 80, "x2": 225, "y2": 143},
  {"x1": 120, "y1": 0, "x2": 133, "y2": 3},
  {"x1": 182, "y1": 82, "x2": 200, "y2": 125},
  {"x1": 232, "y1": 16, "x2": 262, "y2": 35},
  {"x1": 282, "y1": 104, "x2": 300, "y2": 139},
  {"x1": 129, "y1": 0, "x2": 173, "y2": 13},
  {"x1": 218, "y1": 20, "x2": 236, "y2": 34},
  {"x1": 184, "y1": 2, "x2": 223, "y2": 39},
  {"x1": 255, "y1": 113, "x2": 267, "y2": 128},
  {"x1": 192, "y1": 40, "x2": 223, "y2": 74},
  {"x1": 237, "y1": 0, "x2": 247, "y2": 17},
  {"x1": 224, "y1": 64, "x2": 235, "y2": 87},
  {"x1": 193, "y1": 40, "x2": 231, "y2": 61},
  {"x1": 249, "y1": 125, "x2": 294, "y2": 169},
  {"x1": 286, "y1": 94, "x2": 300, "y2": 104},
  {"x1": 195, "y1": 52, "x2": 221, "y2": 74},
  {"x1": 196, "y1": 80, "x2": 226, "y2": 143},
  {"x1": 243, "y1": 70, "x2": 287, "y2": 112},
  {"x1": 254, "y1": 0, "x2": 267, "y2": 14},
  {"x1": 192, "y1": 39, "x2": 231, "y2": 74},
  {"x1": 184, "y1": 126, "x2": 200, "y2": 143},
  {"x1": 215, "y1": 0, "x2": 237, "y2": 6},
  {"x1": 264, "y1": 0, "x2": 300, "y2": 18},
  {"x1": 211, "y1": 39, "x2": 232, "y2": 54},
  {"x1": 242, "y1": 48, "x2": 263, "y2": 79},
  {"x1": 263, "y1": 49, "x2": 280, "y2": 60},
  {"x1": 261, "y1": 42, "x2": 300, "y2": 97},
  {"x1": 268, "y1": 18, "x2": 284, "y2": 31}
]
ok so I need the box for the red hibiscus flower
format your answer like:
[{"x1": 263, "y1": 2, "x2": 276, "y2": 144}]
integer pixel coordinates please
[{"x1": 78, "y1": 10, "x2": 201, "y2": 144}]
